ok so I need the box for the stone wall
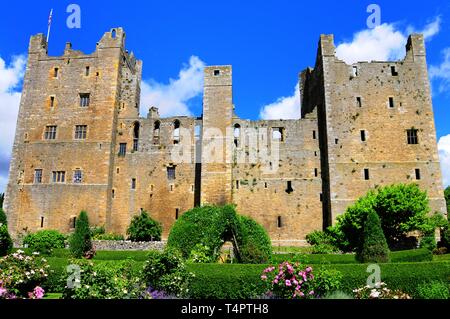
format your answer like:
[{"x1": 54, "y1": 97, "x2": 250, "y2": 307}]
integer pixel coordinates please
[{"x1": 92, "y1": 240, "x2": 166, "y2": 251}]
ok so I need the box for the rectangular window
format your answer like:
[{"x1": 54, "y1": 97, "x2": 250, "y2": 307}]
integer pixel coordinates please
[
  {"x1": 52, "y1": 171, "x2": 66, "y2": 183},
  {"x1": 415, "y1": 169, "x2": 421, "y2": 180},
  {"x1": 356, "y1": 97, "x2": 362, "y2": 107},
  {"x1": 389, "y1": 97, "x2": 395, "y2": 108},
  {"x1": 407, "y1": 129, "x2": 419, "y2": 145},
  {"x1": 131, "y1": 178, "x2": 136, "y2": 190},
  {"x1": 75, "y1": 125, "x2": 87, "y2": 140},
  {"x1": 175, "y1": 208, "x2": 179, "y2": 220},
  {"x1": 214, "y1": 70, "x2": 220, "y2": 76},
  {"x1": 277, "y1": 216, "x2": 282, "y2": 228},
  {"x1": 80, "y1": 93, "x2": 90, "y2": 107},
  {"x1": 314, "y1": 168, "x2": 318, "y2": 177},
  {"x1": 54, "y1": 68, "x2": 59, "y2": 78},
  {"x1": 34, "y1": 169, "x2": 43, "y2": 184},
  {"x1": 272, "y1": 128, "x2": 284, "y2": 142},
  {"x1": 335, "y1": 138, "x2": 339, "y2": 145},
  {"x1": 133, "y1": 139, "x2": 139, "y2": 152},
  {"x1": 352, "y1": 66, "x2": 358, "y2": 77},
  {"x1": 313, "y1": 130, "x2": 317, "y2": 140},
  {"x1": 119, "y1": 143, "x2": 127, "y2": 156},
  {"x1": 41, "y1": 216, "x2": 44, "y2": 228},
  {"x1": 72, "y1": 217, "x2": 77, "y2": 229},
  {"x1": 360, "y1": 130, "x2": 366, "y2": 142},
  {"x1": 364, "y1": 169, "x2": 370, "y2": 180},
  {"x1": 73, "y1": 170, "x2": 83, "y2": 183},
  {"x1": 112, "y1": 189, "x2": 115, "y2": 199},
  {"x1": 50, "y1": 96, "x2": 55, "y2": 108},
  {"x1": 264, "y1": 182, "x2": 268, "y2": 189},
  {"x1": 286, "y1": 181, "x2": 294, "y2": 194},
  {"x1": 85, "y1": 66, "x2": 90, "y2": 76},
  {"x1": 44, "y1": 126, "x2": 57, "y2": 140},
  {"x1": 236, "y1": 180, "x2": 240, "y2": 190},
  {"x1": 391, "y1": 66, "x2": 398, "y2": 76},
  {"x1": 167, "y1": 166, "x2": 176, "y2": 180}
]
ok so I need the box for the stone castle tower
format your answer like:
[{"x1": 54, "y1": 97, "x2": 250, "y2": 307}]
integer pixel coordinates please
[{"x1": 4, "y1": 28, "x2": 447, "y2": 246}]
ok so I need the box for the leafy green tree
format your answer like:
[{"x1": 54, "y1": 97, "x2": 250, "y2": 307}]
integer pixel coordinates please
[
  {"x1": 0, "y1": 208, "x2": 7, "y2": 226},
  {"x1": 357, "y1": 210, "x2": 390, "y2": 263},
  {"x1": 333, "y1": 184, "x2": 435, "y2": 251},
  {"x1": 0, "y1": 193, "x2": 4, "y2": 209},
  {"x1": 69, "y1": 211, "x2": 93, "y2": 258},
  {"x1": 0, "y1": 224, "x2": 13, "y2": 256},
  {"x1": 127, "y1": 211, "x2": 162, "y2": 242},
  {"x1": 445, "y1": 186, "x2": 450, "y2": 214}
]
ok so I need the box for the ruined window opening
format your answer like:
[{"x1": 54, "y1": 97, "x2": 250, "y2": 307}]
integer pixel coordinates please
[
  {"x1": 236, "y1": 180, "x2": 240, "y2": 189},
  {"x1": 119, "y1": 143, "x2": 127, "y2": 157},
  {"x1": 335, "y1": 138, "x2": 339, "y2": 145},
  {"x1": 320, "y1": 193, "x2": 323, "y2": 202},
  {"x1": 360, "y1": 130, "x2": 366, "y2": 142},
  {"x1": 356, "y1": 97, "x2": 362, "y2": 107},
  {"x1": 175, "y1": 208, "x2": 179, "y2": 220},
  {"x1": 234, "y1": 124, "x2": 241, "y2": 147},
  {"x1": 170, "y1": 184, "x2": 174, "y2": 192},
  {"x1": 173, "y1": 120, "x2": 180, "y2": 144},
  {"x1": 53, "y1": 68, "x2": 59, "y2": 78},
  {"x1": 111, "y1": 29, "x2": 117, "y2": 38},
  {"x1": 44, "y1": 126, "x2": 57, "y2": 140},
  {"x1": 389, "y1": 97, "x2": 395, "y2": 108},
  {"x1": 153, "y1": 121, "x2": 161, "y2": 144},
  {"x1": 34, "y1": 169, "x2": 43, "y2": 184},
  {"x1": 352, "y1": 66, "x2": 358, "y2": 77},
  {"x1": 73, "y1": 170, "x2": 83, "y2": 184},
  {"x1": 264, "y1": 182, "x2": 268, "y2": 189},
  {"x1": 167, "y1": 166, "x2": 176, "y2": 180},
  {"x1": 364, "y1": 169, "x2": 370, "y2": 180},
  {"x1": 415, "y1": 169, "x2": 421, "y2": 180},
  {"x1": 40, "y1": 217, "x2": 44, "y2": 228},
  {"x1": 85, "y1": 66, "x2": 90, "y2": 76},
  {"x1": 116, "y1": 168, "x2": 120, "y2": 174},
  {"x1": 52, "y1": 171, "x2": 66, "y2": 183},
  {"x1": 80, "y1": 93, "x2": 90, "y2": 107},
  {"x1": 214, "y1": 69, "x2": 220, "y2": 76},
  {"x1": 286, "y1": 181, "x2": 294, "y2": 194},
  {"x1": 277, "y1": 216, "x2": 282, "y2": 228},
  {"x1": 407, "y1": 129, "x2": 419, "y2": 145},
  {"x1": 133, "y1": 122, "x2": 140, "y2": 152},
  {"x1": 391, "y1": 66, "x2": 398, "y2": 76},
  {"x1": 112, "y1": 189, "x2": 115, "y2": 198},
  {"x1": 131, "y1": 178, "x2": 136, "y2": 190},
  {"x1": 314, "y1": 168, "x2": 318, "y2": 177},
  {"x1": 314, "y1": 151, "x2": 318, "y2": 157},
  {"x1": 50, "y1": 96, "x2": 55, "y2": 108},
  {"x1": 75, "y1": 125, "x2": 87, "y2": 140},
  {"x1": 72, "y1": 217, "x2": 77, "y2": 229},
  {"x1": 313, "y1": 130, "x2": 317, "y2": 140},
  {"x1": 272, "y1": 127, "x2": 284, "y2": 142}
]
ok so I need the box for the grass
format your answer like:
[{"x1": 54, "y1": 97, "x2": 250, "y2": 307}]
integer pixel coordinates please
[{"x1": 44, "y1": 293, "x2": 63, "y2": 299}]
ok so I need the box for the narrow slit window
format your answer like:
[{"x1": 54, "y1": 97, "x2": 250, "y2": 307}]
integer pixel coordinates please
[
  {"x1": 286, "y1": 181, "x2": 294, "y2": 194},
  {"x1": 53, "y1": 68, "x2": 59, "y2": 78},
  {"x1": 277, "y1": 216, "x2": 282, "y2": 228},
  {"x1": 356, "y1": 97, "x2": 362, "y2": 108},
  {"x1": 360, "y1": 130, "x2": 366, "y2": 142},
  {"x1": 364, "y1": 169, "x2": 370, "y2": 180},
  {"x1": 415, "y1": 169, "x2": 421, "y2": 180},
  {"x1": 85, "y1": 66, "x2": 90, "y2": 76},
  {"x1": 131, "y1": 178, "x2": 136, "y2": 190},
  {"x1": 236, "y1": 180, "x2": 240, "y2": 190},
  {"x1": 389, "y1": 97, "x2": 395, "y2": 108},
  {"x1": 264, "y1": 182, "x2": 268, "y2": 189},
  {"x1": 72, "y1": 217, "x2": 77, "y2": 229},
  {"x1": 50, "y1": 96, "x2": 55, "y2": 108},
  {"x1": 335, "y1": 138, "x2": 339, "y2": 145},
  {"x1": 112, "y1": 189, "x2": 115, "y2": 198},
  {"x1": 173, "y1": 120, "x2": 180, "y2": 144},
  {"x1": 175, "y1": 208, "x2": 179, "y2": 220},
  {"x1": 313, "y1": 130, "x2": 317, "y2": 140},
  {"x1": 391, "y1": 66, "x2": 398, "y2": 76},
  {"x1": 40, "y1": 217, "x2": 44, "y2": 228},
  {"x1": 314, "y1": 168, "x2": 318, "y2": 177}
]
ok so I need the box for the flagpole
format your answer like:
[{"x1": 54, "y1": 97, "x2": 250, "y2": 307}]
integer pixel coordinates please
[{"x1": 46, "y1": 9, "x2": 53, "y2": 43}]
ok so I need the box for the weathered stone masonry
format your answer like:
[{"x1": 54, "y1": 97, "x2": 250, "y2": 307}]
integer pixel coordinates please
[{"x1": 4, "y1": 28, "x2": 447, "y2": 246}]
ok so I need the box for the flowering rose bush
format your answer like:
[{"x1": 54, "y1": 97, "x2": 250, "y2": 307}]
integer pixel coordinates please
[
  {"x1": 0, "y1": 250, "x2": 49, "y2": 299},
  {"x1": 353, "y1": 282, "x2": 411, "y2": 299}
]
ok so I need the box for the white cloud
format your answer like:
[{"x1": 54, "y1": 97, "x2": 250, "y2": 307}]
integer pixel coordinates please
[
  {"x1": 0, "y1": 55, "x2": 26, "y2": 193},
  {"x1": 438, "y1": 135, "x2": 450, "y2": 188},
  {"x1": 335, "y1": 17, "x2": 441, "y2": 65},
  {"x1": 259, "y1": 84, "x2": 300, "y2": 120},
  {"x1": 429, "y1": 48, "x2": 450, "y2": 93},
  {"x1": 140, "y1": 56, "x2": 205, "y2": 117}
]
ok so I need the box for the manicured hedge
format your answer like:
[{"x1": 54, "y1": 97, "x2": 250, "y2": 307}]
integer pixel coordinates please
[
  {"x1": 272, "y1": 249, "x2": 433, "y2": 264},
  {"x1": 93, "y1": 250, "x2": 151, "y2": 261},
  {"x1": 186, "y1": 261, "x2": 450, "y2": 299}
]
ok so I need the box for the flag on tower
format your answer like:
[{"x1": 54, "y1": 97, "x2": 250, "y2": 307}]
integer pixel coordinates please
[{"x1": 47, "y1": 9, "x2": 53, "y2": 43}]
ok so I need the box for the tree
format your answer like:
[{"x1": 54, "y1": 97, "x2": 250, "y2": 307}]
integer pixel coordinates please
[
  {"x1": 0, "y1": 193, "x2": 4, "y2": 209},
  {"x1": 0, "y1": 224, "x2": 13, "y2": 256},
  {"x1": 127, "y1": 211, "x2": 162, "y2": 242},
  {"x1": 357, "y1": 210, "x2": 390, "y2": 263},
  {"x1": 69, "y1": 211, "x2": 92, "y2": 258},
  {"x1": 445, "y1": 186, "x2": 450, "y2": 215},
  {"x1": 333, "y1": 184, "x2": 436, "y2": 251},
  {"x1": 0, "y1": 208, "x2": 7, "y2": 226}
]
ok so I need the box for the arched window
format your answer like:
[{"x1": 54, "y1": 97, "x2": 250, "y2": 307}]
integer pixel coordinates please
[
  {"x1": 173, "y1": 120, "x2": 180, "y2": 144},
  {"x1": 133, "y1": 122, "x2": 140, "y2": 152},
  {"x1": 111, "y1": 29, "x2": 117, "y2": 38},
  {"x1": 234, "y1": 124, "x2": 241, "y2": 147},
  {"x1": 153, "y1": 121, "x2": 160, "y2": 145}
]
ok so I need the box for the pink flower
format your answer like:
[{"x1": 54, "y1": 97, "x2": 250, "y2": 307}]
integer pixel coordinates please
[
  {"x1": 309, "y1": 290, "x2": 315, "y2": 295},
  {"x1": 273, "y1": 279, "x2": 279, "y2": 284},
  {"x1": 29, "y1": 286, "x2": 45, "y2": 299},
  {"x1": 261, "y1": 275, "x2": 267, "y2": 280},
  {"x1": 299, "y1": 292, "x2": 305, "y2": 297},
  {"x1": 0, "y1": 287, "x2": 7, "y2": 297},
  {"x1": 306, "y1": 267, "x2": 312, "y2": 273},
  {"x1": 285, "y1": 280, "x2": 292, "y2": 287}
]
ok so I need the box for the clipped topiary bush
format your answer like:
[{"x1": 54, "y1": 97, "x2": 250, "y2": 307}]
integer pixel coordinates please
[
  {"x1": 23, "y1": 230, "x2": 66, "y2": 255},
  {"x1": 0, "y1": 224, "x2": 13, "y2": 256},
  {"x1": 127, "y1": 211, "x2": 162, "y2": 242},
  {"x1": 357, "y1": 210, "x2": 390, "y2": 263},
  {"x1": 167, "y1": 205, "x2": 272, "y2": 264},
  {"x1": 416, "y1": 281, "x2": 449, "y2": 299},
  {"x1": 69, "y1": 211, "x2": 93, "y2": 258}
]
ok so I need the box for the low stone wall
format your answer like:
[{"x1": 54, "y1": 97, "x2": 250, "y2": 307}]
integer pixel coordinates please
[{"x1": 92, "y1": 240, "x2": 166, "y2": 251}]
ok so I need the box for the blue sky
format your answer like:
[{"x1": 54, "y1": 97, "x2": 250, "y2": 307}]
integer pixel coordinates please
[{"x1": 0, "y1": 0, "x2": 449, "y2": 192}]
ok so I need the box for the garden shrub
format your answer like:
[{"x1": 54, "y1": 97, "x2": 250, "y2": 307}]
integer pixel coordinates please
[
  {"x1": 127, "y1": 211, "x2": 162, "y2": 242},
  {"x1": 323, "y1": 290, "x2": 354, "y2": 299},
  {"x1": 357, "y1": 210, "x2": 390, "y2": 263},
  {"x1": 23, "y1": 230, "x2": 66, "y2": 255},
  {"x1": 438, "y1": 221, "x2": 450, "y2": 249},
  {"x1": 90, "y1": 225, "x2": 105, "y2": 238},
  {"x1": 69, "y1": 211, "x2": 93, "y2": 258},
  {"x1": 445, "y1": 186, "x2": 450, "y2": 214},
  {"x1": 0, "y1": 208, "x2": 7, "y2": 226},
  {"x1": 353, "y1": 282, "x2": 411, "y2": 299},
  {"x1": 0, "y1": 224, "x2": 13, "y2": 257},
  {"x1": 142, "y1": 248, "x2": 193, "y2": 297},
  {"x1": 93, "y1": 233, "x2": 125, "y2": 241},
  {"x1": 332, "y1": 184, "x2": 439, "y2": 251},
  {"x1": 188, "y1": 243, "x2": 212, "y2": 263},
  {"x1": 0, "y1": 250, "x2": 49, "y2": 298},
  {"x1": 311, "y1": 244, "x2": 339, "y2": 254},
  {"x1": 167, "y1": 205, "x2": 272, "y2": 264},
  {"x1": 62, "y1": 259, "x2": 144, "y2": 299},
  {"x1": 416, "y1": 281, "x2": 449, "y2": 299},
  {"x1": 419, "y1": 235, "x2": 437, "y2": 251}
]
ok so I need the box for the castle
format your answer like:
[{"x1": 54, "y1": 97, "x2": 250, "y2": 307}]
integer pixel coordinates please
[{"x1": 4, "y1": 28, "x2": 447, "y2": 245}]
